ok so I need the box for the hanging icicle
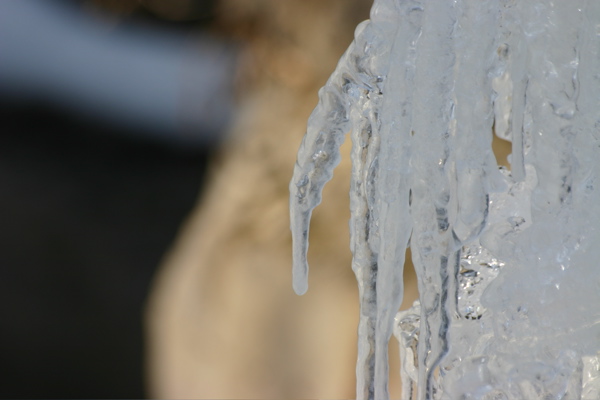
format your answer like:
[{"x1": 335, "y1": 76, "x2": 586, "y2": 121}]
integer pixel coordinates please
[{"x1": 291, "y1": 0, "x2": 600, "y2": 399}]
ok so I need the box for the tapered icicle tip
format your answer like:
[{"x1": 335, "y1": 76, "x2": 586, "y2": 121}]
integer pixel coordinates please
[{"x1": 292, "y1": 260, "x2": 308, "y2": 295}]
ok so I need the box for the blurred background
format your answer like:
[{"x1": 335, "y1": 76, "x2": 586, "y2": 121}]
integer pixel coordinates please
[
  {"x1": 0, "y1": 0, "x2": 229, "y2": 397},
  {"x1": 0, "y1": 0, "x2": 424, "y2": 398}
]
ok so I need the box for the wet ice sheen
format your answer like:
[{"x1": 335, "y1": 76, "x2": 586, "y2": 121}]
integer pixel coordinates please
[{"x1": 290, "y1": 1, "x2": 600, "y2": 399}]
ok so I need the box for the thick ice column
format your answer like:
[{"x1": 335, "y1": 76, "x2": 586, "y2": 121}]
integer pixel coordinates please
[{"x1": 292, "y1": 0, "x2": 600, "y2": 399}]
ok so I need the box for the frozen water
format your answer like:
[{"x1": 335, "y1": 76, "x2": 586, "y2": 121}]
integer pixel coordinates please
[{"x1": 290, "y1": 0, "x2": 600, "y2": 399}]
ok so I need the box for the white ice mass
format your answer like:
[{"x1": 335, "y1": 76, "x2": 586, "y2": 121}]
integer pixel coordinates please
[{"x1": 290, "y1": 0, "x2": 600, "y2": 399}]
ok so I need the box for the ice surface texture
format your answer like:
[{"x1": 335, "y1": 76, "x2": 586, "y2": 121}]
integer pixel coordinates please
[{"x1": 290, "y1": 0, "x2": 600, "y2": 399}]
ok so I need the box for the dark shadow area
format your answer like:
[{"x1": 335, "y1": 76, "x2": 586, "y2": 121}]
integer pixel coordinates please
[{"x1": 0, "y1": 102, "x2": 210, "y2": 398}]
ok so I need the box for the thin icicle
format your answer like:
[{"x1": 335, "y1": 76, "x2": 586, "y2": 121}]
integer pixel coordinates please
[
  {"x1": 407, "y1": 0, "x2": 458, "y2": 396},
  {"x1": 291, "y1": 2, "x2": 401, "y2": 398},
  {"x1": 289, "y1": 35, "x2": 366, "y2": 295},
  {"x1": 349, "y1": 108, "x2": 380, "y2": 400},
  {"x1": 289, "y1": 79, "x2": 350, "y2": 295},
  {"x1": 344, "y1": 10, "x2": 399, "y2": 399},
  {"x1": 290, "y1": 1, "x2": 401, "y2": 297},
  {"x1": 370, "y1": 1, "x2": 423, "y2": 398},
  {"x1": 347, "y1": 58, "x2": 384, "y2": 399}
]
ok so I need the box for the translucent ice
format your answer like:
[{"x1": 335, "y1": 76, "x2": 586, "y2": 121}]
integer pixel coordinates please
[{"x1": 290, "y1": 0, "x2": 600, "y2": 399}]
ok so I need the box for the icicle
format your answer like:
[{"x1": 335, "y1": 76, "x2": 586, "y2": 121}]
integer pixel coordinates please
[
  {"x1": 346, "y1": 55, "x2": 384, "y2": 400},
  {"x1": 369, "y1": 1, "x2": 423, "y2": 398},
  {"x1": 289, "y1": 49, "x2": 354, "y2": 296},
  {"x1": 291, "y1": 1, "x2": 405, "y2": 397},
  {"x1": 345, "y1": 14, "x2": 396, "y2": 400},
  {"x1": 406, "y1": 1, "x2": 461, "y2": 396},
  {"x1": 291, "y1": 0, "x2": 600, "y2": 398}
]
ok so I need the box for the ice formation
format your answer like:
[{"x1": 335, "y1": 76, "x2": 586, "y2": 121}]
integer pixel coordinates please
[{"x1": 290, "y1": 0, "x2": 600, "y2": 399}]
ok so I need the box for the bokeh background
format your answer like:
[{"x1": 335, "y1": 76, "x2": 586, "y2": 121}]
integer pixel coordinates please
[{"x1": 0, "y1": 0, "x2": 224, "y2": 397}]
